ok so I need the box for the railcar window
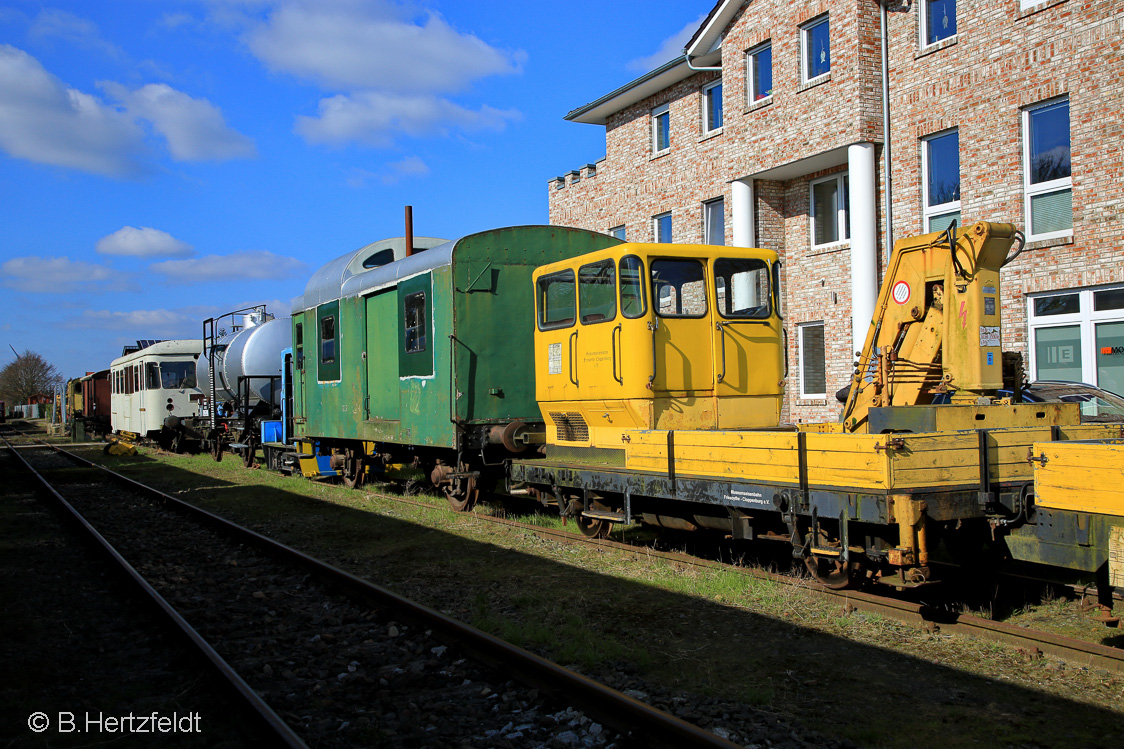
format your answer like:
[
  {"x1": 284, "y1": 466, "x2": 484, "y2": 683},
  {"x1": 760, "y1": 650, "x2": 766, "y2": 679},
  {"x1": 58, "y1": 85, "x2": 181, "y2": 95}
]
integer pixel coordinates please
[
  {"x1": 714, "y1": 258, "x2": 771, "y2": 319},
  {"x1": 620, "y1": 256, "x2": 647, "y2": 318},
  {"x1": 134, "y1": 365, "x2": 140, "y2": 393},
  {"x1": 651, "y1": 259, "x2": 707, "y2": 318},
  {"x1": 320, "y1": 316, "x2": 336, "y2": 363},
  {"x1": 160, "y1": 361, "x2": 196, "y2": 389},
  {"x1": 579, "y1": 260, "x2": 616, "y2": 324},
  {"x1": 362, "y1": 248, "x2": 395, "y2": 269},
  {"x1": 146, "y1": 363, "x2": 160, "y2": 390},
  {"x1": 404, "y1": 292, "x2": 427, "y2": 353},
  {"x1": 537, "y1": 270, "x2": 576, "y2": 330}
]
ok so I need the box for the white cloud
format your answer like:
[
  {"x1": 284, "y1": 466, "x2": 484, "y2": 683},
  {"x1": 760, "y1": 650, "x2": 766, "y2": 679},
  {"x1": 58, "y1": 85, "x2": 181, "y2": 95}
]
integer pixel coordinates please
[
  {"x1": 0, "y1": 44, "x2": 150, "y2": 177},
  {"x1": 626, "y1": 14, "x2": 707, "y2": 72},
  {"x1": 245, "y1": 0, "x2": 522, "y2": 93},
  {"x1": 96, "y1": 226, "x2": 195, "y2": 259},
  {"x1": 101, "y1": 82, "x2": 257, "y2": 161},
  {"x1": 28, "y1": 8, "x2": 123, "y2": 59},
  {"x1": 71, "y1": 308, "x2": 198, "y2": 335},
  {"x1": 1, "y1": 255, "x2": 125, "y2": 294},
  {"x1": 295, "y1": 91, "x2": 518, "y2": 147},
  {"x1": 151, "y1": 250, "x2": 307, "y2": 283},
  {"x1": 0, "y1": 45, "x2": 255, "y2": 175}
]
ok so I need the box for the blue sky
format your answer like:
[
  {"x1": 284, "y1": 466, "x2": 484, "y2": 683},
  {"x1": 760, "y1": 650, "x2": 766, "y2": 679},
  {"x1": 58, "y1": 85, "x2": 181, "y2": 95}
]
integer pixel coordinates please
[{"x1": 1, "y1": 0, "x2": 708, "y2": 381}]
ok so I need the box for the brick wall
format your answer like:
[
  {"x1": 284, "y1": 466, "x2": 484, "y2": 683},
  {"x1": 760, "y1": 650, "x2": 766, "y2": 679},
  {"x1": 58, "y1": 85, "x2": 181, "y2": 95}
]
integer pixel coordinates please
[{"x1": 550, "y1": 0, "x2": 1124, "y2": 422}]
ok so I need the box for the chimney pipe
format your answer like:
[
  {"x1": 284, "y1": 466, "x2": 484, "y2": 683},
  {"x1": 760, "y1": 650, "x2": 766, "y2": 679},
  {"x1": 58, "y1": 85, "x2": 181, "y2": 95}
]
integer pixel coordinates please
[{"x1": 405, "y1": 205, "x2": 414, "y2": 257}]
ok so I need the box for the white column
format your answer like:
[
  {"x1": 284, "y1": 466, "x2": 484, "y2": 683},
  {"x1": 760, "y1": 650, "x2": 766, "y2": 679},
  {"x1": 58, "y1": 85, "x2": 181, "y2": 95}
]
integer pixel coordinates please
[
  {"x1": 848, "y1": 142, "x2": 878, "y2": 357},
  {"x1": 732, "y1": 178, "x2": 754, "y2": 247}
]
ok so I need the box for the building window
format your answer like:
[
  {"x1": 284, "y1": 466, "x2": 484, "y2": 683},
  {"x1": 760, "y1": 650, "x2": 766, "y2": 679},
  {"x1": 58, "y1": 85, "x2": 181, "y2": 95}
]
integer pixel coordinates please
[
  {"x1": 747, "y1": 42, "x2": 772, "y2": 102},
  {"x1": 609, "y1": 225, "x2": 626, "y2": 241},
  {"x1": 1028, "y1": 285, "x2": 1124, "y2": 395},
  {"x1": 704, "y1": 198, "x2": 725, "y2": 245},
  {"x1": 1024, "y1": 98, "x2": 1072, "y2": 241},
  {"x1": 922, "y1": 129, "x2": 961, "y2": 233},
  {"x1": 809, "y1": 173, "x2": 849, "y2": 248},
  {"x1": 798, "y1": 322, "x2": 827, "y2": 398},
  {"x1": 654, "y1": 212, "x2": 673, "y2": 243},
  {"x1": 702, "y1": 80, "x2": 723, "y2": 133},
  {"x1": 652, "y1": 103, "x2": 670, "y2": 154},
  {"x1": 922, "y1": 0, "x2": 956, "y2": 46},
  {"x1": 801, "y1": 15, "x2": 830, "y2": 82}
]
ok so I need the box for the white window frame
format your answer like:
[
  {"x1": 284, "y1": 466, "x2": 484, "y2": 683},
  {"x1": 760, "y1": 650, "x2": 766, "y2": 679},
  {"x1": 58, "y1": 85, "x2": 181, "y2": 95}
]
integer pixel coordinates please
[
  {"x1": 701, "y1": 80, "x2": 723, "y2": 134},
  {"x1": 652, "y1": 103, "x2": 670, "y2": 155},
  {"x1": 809, "y1": 172, "x2": 849, "y2": 249},
  {"x1": 654, "y1": 212, "x2": 673, "y2": 243},
  {"x1": 921, "y1": 128, "x2": 961, "y2": 233},
  {"x1": 798, "y1": 321, "x2": 827, "y2": 399},
  {"x1": 800, "y1": 15, "x2": 831, "y2": 83},
  {"x1": 1027, "y1": 285, "x2": 1124, "y2": 387},
  {"x1": 746, "y1": 41, "x2": 773, "y2": 103},
  {"x1": 703, "y1": 198, "x2": 725, "y2": 246},
  {"x1": 609, "y1": 225, "x2": 626, "y2": 241},
  {"x1": 1023, "y1": 97, "x2": 1072, "y2": 242},
  {"x1": 920, "y1": 0, "x2": 956, "y2": 48}
]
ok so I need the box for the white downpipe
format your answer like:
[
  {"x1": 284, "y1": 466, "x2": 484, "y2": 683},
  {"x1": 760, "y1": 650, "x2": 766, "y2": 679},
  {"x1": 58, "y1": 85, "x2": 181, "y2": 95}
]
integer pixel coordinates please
[
  {"x1": 732, "y1": 178, "x2": 754, "y2": 247},
  {"x1": 848, "y1": 142, "x2": 878, "y2": 357}
]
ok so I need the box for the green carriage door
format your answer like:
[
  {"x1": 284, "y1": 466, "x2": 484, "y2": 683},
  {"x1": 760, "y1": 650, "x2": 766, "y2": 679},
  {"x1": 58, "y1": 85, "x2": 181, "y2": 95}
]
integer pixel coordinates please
[{"x1": 364, "y1": 288, "x2": 399, "y2": 421}]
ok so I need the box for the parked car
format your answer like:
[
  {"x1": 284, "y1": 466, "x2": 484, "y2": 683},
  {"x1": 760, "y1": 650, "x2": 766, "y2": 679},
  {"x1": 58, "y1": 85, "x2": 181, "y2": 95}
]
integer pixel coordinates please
[{"x1": 1011, "y1": 380, "x2": 1124, "y2": 423}]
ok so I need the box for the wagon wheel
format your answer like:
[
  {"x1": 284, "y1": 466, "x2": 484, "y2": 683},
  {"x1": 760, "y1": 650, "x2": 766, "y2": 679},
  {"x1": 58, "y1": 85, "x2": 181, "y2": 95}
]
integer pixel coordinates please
[
  {"x1": 208, "y1": 429, "x2": 223, "y2": 462},
  {"x1": 804, "y1": 553, "x2": 858, "y2": 590},
  {"x1": 242, "y1": 431, "x2": 256, "y2": 469},
  {"x1": 443, "y1": 466, "x2": 478, "y2": 512},
  {"x1": 341, "y1": 447, "x2": 365, "y2": 489},
  {"x1": 574, "y1": 498, "x2": 613, "y2": 539}
]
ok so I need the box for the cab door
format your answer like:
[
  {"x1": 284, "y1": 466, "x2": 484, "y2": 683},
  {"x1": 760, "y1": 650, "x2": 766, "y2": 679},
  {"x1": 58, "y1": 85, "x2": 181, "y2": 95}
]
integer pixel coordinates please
[
  {"x1": 649, "y1": 257, "x2": 714, "y2": 393},
  {"x1": 573, "y1": 258, "x2": 621, "y2": 401}
]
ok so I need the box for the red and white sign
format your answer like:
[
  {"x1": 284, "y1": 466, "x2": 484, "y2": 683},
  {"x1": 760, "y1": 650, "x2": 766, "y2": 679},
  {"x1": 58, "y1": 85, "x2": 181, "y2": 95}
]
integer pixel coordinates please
[{"x1": 891, "y1": 281, "x2": 911, "y2": 305}]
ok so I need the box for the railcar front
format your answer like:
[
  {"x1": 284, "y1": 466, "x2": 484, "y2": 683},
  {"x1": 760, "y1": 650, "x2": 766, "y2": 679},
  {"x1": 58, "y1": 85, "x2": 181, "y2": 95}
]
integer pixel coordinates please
[{"x1": 109, "y1": 340, "x2": 202, "y2": 441}]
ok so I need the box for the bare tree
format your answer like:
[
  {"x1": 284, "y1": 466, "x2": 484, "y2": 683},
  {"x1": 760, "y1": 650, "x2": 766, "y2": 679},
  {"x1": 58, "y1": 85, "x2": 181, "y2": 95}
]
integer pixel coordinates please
[{"x1": 0, "y1": 350, "x2": 64, "y2": 404}]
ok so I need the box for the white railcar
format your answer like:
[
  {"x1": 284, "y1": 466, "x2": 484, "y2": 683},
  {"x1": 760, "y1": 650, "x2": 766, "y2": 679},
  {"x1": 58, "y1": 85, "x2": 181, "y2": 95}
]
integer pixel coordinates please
[{"x1": 109, "y1": 340, "x2": 203, "y2": 439}]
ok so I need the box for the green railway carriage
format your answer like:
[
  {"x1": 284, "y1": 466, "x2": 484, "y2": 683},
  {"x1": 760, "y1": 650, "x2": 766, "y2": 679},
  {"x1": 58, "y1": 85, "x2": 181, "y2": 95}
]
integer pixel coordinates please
[{"x1": 290, "y1": 226, "x2": 622, "y2": 504}]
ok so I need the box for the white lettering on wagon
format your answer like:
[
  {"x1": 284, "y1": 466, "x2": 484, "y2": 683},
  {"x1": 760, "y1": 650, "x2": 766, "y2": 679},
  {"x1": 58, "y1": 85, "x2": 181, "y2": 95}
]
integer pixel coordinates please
[{"x1": 725, "y1": 489, "x2": 771, "y2": 507}]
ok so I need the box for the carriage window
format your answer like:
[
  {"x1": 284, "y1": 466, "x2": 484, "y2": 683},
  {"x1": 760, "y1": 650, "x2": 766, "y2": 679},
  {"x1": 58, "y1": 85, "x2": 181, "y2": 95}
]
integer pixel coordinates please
[
  {"x1": 161, "y1": 362, "x2": 196, "y2": 389},
  {"x1": 651, "y1": 259, "x2": 707, "y2": 318},
  {"x1": 537, "y1": 270, "x2": 576, "y2": 330},
  {"x1": 579, "y1": 260, "x2": 616, "y2": 324},
  {"x1": 146, "y1": 362, "x2": 160, "y2": 390},
  {"x1": 404, "y1": 292, "x2": 427, "y2": 353},
  {"x1": 714, "y1": 258, "x2": 771, "y2": 319},
  {"x1": 134, "y1": 366, "x2": 141, "y2": 393},
  {"x1": 320, "y1": 316, "x2": 336, "y2": 363},
  {"x1": 620, "y1": 256, "x2": 647, "y2": 319}
]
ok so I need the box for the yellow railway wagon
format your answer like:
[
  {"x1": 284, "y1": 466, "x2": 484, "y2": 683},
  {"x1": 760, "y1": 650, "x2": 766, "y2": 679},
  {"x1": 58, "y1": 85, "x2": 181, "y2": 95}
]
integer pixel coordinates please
[
  {"x1": 1031, "y1": 439, "x2": 1124, "y2": 515},
  {"x1": 624, "y1": 423, "x2": 1124, "y2": 493}
]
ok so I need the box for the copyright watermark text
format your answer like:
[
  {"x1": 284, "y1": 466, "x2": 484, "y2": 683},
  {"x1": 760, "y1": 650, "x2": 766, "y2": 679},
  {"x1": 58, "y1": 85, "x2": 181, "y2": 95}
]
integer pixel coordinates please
[{"x1": 28, "y1": 711, "x2": 202, "y2": 734}]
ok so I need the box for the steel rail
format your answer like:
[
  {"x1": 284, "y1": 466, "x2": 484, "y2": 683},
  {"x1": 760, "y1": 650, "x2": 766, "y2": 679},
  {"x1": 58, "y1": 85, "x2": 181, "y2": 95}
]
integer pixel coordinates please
[
  {"x1": 0, "y1": 435, "x2": 308, "y2": 749},
  {"x1": 14, "y1": 436, "x2": 743, "y2": 749}
]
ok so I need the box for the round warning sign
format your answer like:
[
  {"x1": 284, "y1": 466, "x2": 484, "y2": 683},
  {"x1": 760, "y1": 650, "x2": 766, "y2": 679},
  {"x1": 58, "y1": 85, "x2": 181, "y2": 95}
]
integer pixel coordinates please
[{"x1": 891, "y1": 281, "x2": 911, "y2": 305}]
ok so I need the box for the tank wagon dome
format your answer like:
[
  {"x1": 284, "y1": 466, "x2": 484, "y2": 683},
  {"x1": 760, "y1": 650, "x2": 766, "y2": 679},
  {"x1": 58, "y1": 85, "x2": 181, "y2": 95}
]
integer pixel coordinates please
[{"x1": 292, "y1": 235, "x2": 448, "y2": 314}]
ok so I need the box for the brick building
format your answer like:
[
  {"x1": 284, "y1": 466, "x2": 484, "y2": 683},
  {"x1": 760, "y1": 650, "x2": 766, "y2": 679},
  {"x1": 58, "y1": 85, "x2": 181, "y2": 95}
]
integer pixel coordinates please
[{"x1": 549, "y1": 0, "x2": 1124, "y2": 423}]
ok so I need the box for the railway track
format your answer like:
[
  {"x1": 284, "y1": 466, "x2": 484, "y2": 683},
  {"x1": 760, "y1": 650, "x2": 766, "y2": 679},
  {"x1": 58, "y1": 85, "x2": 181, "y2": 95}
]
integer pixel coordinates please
[
  {"x1": 2, "y1": 429, "x2": 745, "y2": 748},
  {"x1": 361, "y1": 489, "x2": 1124, "y2": 676}
]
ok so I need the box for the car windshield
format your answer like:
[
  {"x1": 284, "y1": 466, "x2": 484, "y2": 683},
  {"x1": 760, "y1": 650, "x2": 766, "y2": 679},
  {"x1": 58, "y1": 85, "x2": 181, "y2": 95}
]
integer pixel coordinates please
[{"x1": 1023, "y1": 382, "x2": 1124, "y2": 422}]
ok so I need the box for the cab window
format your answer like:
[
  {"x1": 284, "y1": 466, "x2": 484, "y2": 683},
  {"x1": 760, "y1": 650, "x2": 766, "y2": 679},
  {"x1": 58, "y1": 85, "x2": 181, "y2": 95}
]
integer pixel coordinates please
[
  {"x1": 537, "y1": 270, "x2": 576, "y2": 330},
  {"x1": 579, "y1": 260, "x2": 616, "y2": 324},
  {"x1": 714, "y1": 258, "x2": 771, "y2": 319},
  {"x1": 620, "y1": 256, "x2": 647, "y2": 318},
  {"x1": 651, "y1": 259, "x2": 707, "y2": 318}
]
